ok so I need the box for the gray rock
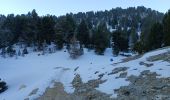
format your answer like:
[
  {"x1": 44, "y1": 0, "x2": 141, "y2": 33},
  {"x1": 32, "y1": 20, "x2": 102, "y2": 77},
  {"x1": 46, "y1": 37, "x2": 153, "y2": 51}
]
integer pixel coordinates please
[
  {"x1": 114, "y1": 70, "x2": 170, "y2": 100},
  {"x1": 118, "y1": 72, "x2": 127, "y2": 78},
  {"x1": 108, "y1": 67, "x2": 129, "y2": 75}
]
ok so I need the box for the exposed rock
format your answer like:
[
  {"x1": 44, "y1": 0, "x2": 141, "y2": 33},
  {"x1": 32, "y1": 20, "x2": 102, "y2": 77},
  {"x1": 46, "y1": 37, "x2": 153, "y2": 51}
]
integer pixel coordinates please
[
  {"x1": 108, "y1": 67, "x2": 129, "y2": 75},
  {"x1": 74, "y1": 67, "x2": 79, "y2": 72},
  {"x1": 63, "y1": 68, "x2": 70, "y2": 71},
  {"x1": 98, "y1": 73, "x2": 105, "y2": 79},
  {"x1": 19, "y1": 84, "x2": 26, "y2": 90},
  {"x1": 54, "y1": 67, "x2": 62, "y2": 69},
  {"x1": 121, "y1": 55, "x2": 143, "y2": 63},
  {"x1": 133, "y1": 68, "x2": 137, "y2": 70},
  {"x1": 147, "y1": 51, "x2": 170, "y2": 63},
  {"x1": 118, "y1": 72, "x2": 127, "y2": 78},
  {"x1": 94, "y1": 71, "x2": 99, "y2": 74},
  {"x1": 114, "y1": 70, "x2": 170, "y2": 100},
  {"x1": 29, "y1": 88, "x2": 39, "y2": 96},
  {"x1": 72, "y1": 74, "x2": 111, "y2": 100},
  {"x1": 139, "y1": 61, "x2": 153, "y2": 67},
  {"x1": 72, "y1": 74, "x2": 83, "y2": 89}
]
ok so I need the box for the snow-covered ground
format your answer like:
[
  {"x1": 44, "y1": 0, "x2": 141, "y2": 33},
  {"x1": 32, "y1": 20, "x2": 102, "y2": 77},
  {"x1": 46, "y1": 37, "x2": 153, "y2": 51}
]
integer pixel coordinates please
[{"x1": 0, "y1": 46, "x2": 170, "y2": 100}]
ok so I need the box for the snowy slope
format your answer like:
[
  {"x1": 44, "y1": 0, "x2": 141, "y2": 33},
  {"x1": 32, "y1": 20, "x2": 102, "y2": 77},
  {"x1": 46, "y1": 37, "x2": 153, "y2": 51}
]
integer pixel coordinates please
[
  {"x1": 0, "y1": 47, "x2": 125, "y2": 100},
  {"x1": 0, "y1": 47, "x2": 170, "y2": 100}
]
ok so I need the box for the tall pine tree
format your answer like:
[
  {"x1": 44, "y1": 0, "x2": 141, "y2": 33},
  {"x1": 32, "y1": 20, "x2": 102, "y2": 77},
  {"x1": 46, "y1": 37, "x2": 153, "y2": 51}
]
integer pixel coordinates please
[
  {"x1": 147, "y1": 22, "x2": 163, "y2": 50},
  {"x1": 112, "y1": 31, "x2": 129, "y2": 55},
  {"x1": 163, "y1": 10, "x2": 170, "y2": 46},
  {"x1": 93, "y1": 23, "x2": 109, "y2": 55},
  {"x1": 76, "y1": 19, "x2": 90, "y2": 47}
]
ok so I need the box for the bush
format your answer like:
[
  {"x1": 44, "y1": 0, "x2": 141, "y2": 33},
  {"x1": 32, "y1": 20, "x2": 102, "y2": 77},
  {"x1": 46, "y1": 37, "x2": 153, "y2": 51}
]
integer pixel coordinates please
[
  {"x1": 0, "y1": 79, "x2": 8, "y2": 93},
  {"x1": 6, "y1": 46, "x2": 16, "y2": 57},
  {"x1": 22, "y1": 48, "x2": 28, "y2": 54},
  {"x1": 133, "y1": 41, "x2": 145, "y2": 54}
]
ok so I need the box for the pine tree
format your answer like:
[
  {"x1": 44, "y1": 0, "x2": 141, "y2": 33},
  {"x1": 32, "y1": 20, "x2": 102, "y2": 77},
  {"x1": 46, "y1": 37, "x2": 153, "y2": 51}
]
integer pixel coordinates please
[
  {"x1": 112, "y1": 31, "x2": 129, "y2": 55},
  {"x1": 6, "y1": 45, "x2": 15, "y2": 57},
  {"x1": 1, "y1": 48, "x2": 6, "y2": 58},
  {"x1": 76, "y1": 19, "x2": 90, "y2": 47},
  {"x1": 22, "y1": 47, "x2": 28, "y2": 54},
  {"x1": 54, "y1": 20, "x2": 65, "y2": 50},
  {"x1": 63, "y1": 14, "x2": 76, "y2": 44},
  {"x1": 93, "y1": 23, "x2": 109, "y2": 55},
  {"x1": 39, "y1": 16, "x2": 55, "y2": 44},
  {"x1": 147, "y1": 22, "x2": 163, "y2": 50},
  {"x1": 129, "y1": 28, "x2": 138, "y2": 49},
  {"x1": 163, "y1": 10, "x2": 170, "y2": 46},
  {"x1": 55, "y1": 33, "x2": 64, "y2": 50},
  {"x1": 133, "y1": 41, "x2": 145, "y2": 54}
]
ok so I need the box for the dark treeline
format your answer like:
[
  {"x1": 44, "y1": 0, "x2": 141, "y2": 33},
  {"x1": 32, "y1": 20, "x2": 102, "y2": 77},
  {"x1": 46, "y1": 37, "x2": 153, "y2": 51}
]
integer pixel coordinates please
[{"x1": 0, "y1": 6, "x2": 169, "y2": 56}]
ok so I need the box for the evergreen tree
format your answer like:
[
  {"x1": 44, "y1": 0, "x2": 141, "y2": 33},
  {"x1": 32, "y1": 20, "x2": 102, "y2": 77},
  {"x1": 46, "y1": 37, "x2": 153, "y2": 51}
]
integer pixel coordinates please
[
  {"x1": 1, "y1": 47, "x2": 6, "y2": 58},
  {"x1": 22, "y1": 47, "x2": 28, "y2": 54},
  {"x1": 55, "y1": 33, "x2": 64, "y2": 50},
  {"x1": 147, "y1": 22, "x2": 163, "y2": 50},
  {"x1": 61, "y1": 14, "x2": 76, "y2": 44},
  {"x1": 129, "y1": 28, "x2": 138, "y2": 49},
  {"x1": 93, "y1": 23, "x2": 109, "y2": 55},
  {"x1": 18, "y1": 50, "x2": 21, "y2": 56},
  {"x1": 133, "y1": 41, "x2": 145, "y2": 54},
  {"x1": 76, "y1": 19, "x2": 90, "y2": 47},
  {"x1": 163, "y1": 10, "x2": 170, "y2": 46},
  {"x1": 6, "y1": 45, "x2": 15, "y2": 57},
  {"x1": 112, "y1": 31, "x2": 129, "y2": 55},
  {"x1": 39, "y1": 15, "x2": 55, "y2": 44},
  {"x1": 24, "y1": 9, "x2": 39, "y2": 46}
]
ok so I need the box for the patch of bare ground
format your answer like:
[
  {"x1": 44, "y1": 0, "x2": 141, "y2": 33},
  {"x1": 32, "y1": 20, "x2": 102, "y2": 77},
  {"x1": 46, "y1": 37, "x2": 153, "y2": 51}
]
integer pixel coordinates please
[
  {"x1": 37, "y1": 74, "x2": 113, "y2": 100},
  {"x1": 147, "y1": 50, "x2": 170, "y2": 62},
  {"x1": 114, "y1": 70, "x2": 170, "y2": 100}
]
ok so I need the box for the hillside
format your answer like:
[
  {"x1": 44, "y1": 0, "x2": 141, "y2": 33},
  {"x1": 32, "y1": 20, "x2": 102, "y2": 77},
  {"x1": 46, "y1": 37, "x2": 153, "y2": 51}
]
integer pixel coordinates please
[{"x1": 0, "y1": 46, "x2": 170, "y2": 100}]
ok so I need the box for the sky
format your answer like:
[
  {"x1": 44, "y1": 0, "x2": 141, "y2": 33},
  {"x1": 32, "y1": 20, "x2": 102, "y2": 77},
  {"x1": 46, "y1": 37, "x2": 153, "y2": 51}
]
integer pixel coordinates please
[{"x1": 0, "y1": 0, "x2": 169, "y2": 16}]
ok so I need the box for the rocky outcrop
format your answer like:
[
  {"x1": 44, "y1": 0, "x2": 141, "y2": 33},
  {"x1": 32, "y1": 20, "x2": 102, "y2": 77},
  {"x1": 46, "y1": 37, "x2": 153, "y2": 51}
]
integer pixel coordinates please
[
  {"x1": 72, "y1": 74, "x2": 111, "y2": 100},
  {"x1": 147, "y1": 51, "x2": 170, "y2": 62},
  {"x1": 38, "y1": 74, "x2": 112, "y2": 100},
  {"x1": 108, "y1": 67, "x2": 129, "y2": 75},
  {"x1": 139, "y1": 61, "x2": 153, "y2": 67},
  {"x1": 114, "y1": 70, "x2": 170, "y2": 100}
]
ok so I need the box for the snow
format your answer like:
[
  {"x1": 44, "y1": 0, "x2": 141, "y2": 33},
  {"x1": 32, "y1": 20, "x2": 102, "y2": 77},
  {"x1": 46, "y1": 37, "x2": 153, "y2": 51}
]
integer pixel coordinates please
[
  {"x1": 0, "y1": 46, "x2": 170, "y2": 100},
  {"x1": 0, "y1": 47, "x2": 125, "y2": 100}
]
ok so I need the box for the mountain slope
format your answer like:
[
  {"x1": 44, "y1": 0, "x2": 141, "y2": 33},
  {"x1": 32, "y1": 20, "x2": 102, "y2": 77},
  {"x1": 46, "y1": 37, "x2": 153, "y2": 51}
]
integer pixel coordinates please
[{"x1": 0, "y1": 46, "x2": 170, "y2": 100}]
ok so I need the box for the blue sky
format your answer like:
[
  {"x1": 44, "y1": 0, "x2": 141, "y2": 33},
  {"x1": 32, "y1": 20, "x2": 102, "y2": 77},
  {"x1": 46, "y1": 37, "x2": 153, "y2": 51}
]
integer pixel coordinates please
[{"x1": 0, "y1": 0, "x2": 169, "y2": 16}]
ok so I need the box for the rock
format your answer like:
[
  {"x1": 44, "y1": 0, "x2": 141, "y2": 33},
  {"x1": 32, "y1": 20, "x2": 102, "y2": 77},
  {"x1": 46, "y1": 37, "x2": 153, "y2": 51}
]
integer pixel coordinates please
[
  {"x1": 39, "y1": 74, "x2": 111, "y2": 100},
  {"x1": 140, "y1": 70, "x2": 150, "y2": 75},
  {"x1": 74, "y1": 67, "x2": 79, "y2": 72},
  {"x1": 29, "y1": 88, "x2": 39, "y2": 96},
  {"x1": 118, "y1": 72, "x2": 127, "y2": 78},
  {"x1": 72, "y1": 74, "x2": 83, "y2": 89},
  {"x1": 24, "y1": 98, "x2": 29, "y2": 100},
  {"x1": 147, "y1": 51, "x2": 170, "y2": 63},
  {"x1": 19, "y1": 84, "x2": 26, "y2": 90},
  {"x1": 63, "y1": 68, "x2": 70, "y2": 71},
  {"x1": 133, "y1": 68, "x2": 137, "y2": 70},
  {"x1": 94, "y1": 71, "x2": 99, "y2": 74},
  {"x1": 108, "y1": 67, "x2": 129, "y2": 75},
  {"x1": 139, "y1": 61, "x2": 153, "y2": 67},
  {"x1": 114, "y1": 70, "x2": 170, "y2": 100},
  {"x1": 98, "y1": 73, "x2": 105, "y2": 79},
  {"x1": 54, "y1": 67, "x2": 62, "y2": 69}
]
